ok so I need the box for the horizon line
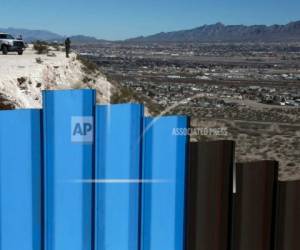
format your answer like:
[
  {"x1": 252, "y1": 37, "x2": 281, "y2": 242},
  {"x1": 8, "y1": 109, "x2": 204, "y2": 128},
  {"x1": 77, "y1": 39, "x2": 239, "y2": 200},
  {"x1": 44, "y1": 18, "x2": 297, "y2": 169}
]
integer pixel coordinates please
[{"x1": 1, "y1": 19, "x2": 299, "y2": 41}]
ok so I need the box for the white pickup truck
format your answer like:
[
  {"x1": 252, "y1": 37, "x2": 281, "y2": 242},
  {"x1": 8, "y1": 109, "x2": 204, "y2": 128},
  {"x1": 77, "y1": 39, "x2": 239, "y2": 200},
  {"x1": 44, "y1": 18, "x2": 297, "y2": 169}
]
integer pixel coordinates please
[{"x1": 0, "y1": 33, "x2": 25, "y2": 55}]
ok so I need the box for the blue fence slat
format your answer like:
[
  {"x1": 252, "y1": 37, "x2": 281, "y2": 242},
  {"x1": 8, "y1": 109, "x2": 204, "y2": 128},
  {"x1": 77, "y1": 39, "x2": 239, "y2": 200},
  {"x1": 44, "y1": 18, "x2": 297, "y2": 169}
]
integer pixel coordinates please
[
  {"x1": 95, "y1": 104, "x2": 143, "y2": 250},
  {"x1": 43, "y1": 90, "x2": 95, "y2": 250},
  {"x1": 0, "y1": 109, "x2": 42, "y2": 250},
  {"x1": 141, "y1": 116, "x2": 189, "y2": 250}
]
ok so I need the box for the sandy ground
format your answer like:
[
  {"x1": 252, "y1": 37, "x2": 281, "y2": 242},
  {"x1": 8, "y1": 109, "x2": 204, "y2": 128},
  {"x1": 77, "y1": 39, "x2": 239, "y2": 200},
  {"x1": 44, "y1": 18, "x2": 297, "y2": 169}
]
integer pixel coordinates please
[{"x1": 0, "y1": 45, "x2": 114, "y2": 108}]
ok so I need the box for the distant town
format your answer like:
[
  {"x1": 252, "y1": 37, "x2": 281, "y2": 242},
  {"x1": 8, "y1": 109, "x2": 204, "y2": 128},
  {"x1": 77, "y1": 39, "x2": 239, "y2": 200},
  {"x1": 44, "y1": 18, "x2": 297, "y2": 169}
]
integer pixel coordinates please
[
  {"x1": 75, "y1": 42, "x2": 300, "y2": 108},
  {"x1": 75, "y1": 41, "x2": 300, "y2": 180}
]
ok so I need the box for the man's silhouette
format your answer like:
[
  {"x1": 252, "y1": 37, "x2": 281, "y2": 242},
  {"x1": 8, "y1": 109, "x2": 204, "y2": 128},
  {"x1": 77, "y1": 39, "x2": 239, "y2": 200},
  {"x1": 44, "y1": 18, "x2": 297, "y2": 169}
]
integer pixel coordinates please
[{"x1": 65, "y1": 38, "x2": 71, "y2": 58}]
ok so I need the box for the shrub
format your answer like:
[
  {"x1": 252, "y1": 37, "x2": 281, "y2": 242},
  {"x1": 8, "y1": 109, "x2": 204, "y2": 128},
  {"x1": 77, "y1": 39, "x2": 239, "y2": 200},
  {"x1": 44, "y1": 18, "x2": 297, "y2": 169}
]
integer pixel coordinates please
[
  {"x1": 76, "y1": 55, "x2": 98, "y2": 74},
  {"x1": 33, "y1": 41, "x2": 49, "y2": 54},
  {"x1": 17, "y1": 77, "x2": 27, "y2": 85},
  {"x1": 110, "y1": 86, "x2": 162, "y2": 115},
  {"x1": 82, "y1": 76, "x2": 93, "y2": 83},
  {"x1": 0, "y1": 95, "x2": 15, "y2": 110},
  {"x1": 36, "y1": 57, "x2": 43, "y2": 64},
  {"x1": 51, "y1": 43, "x2": 62, "y2": 51},
  {"x1": 110, "y1": 87, "x2": 140, "y2": 104}
]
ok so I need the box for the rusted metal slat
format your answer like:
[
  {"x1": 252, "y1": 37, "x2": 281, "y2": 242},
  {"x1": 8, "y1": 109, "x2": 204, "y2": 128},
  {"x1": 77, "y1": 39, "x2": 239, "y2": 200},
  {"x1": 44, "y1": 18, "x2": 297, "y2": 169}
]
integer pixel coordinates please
[
  {"x1": 275, "y1": 180, "x2": 300, "y2": 250},
  {"x1": 233, "y1": 161, "x2": 278, "y2": 250},
  {"x1": 186, "y1": 140, "x2": 235, "y2": 250}
]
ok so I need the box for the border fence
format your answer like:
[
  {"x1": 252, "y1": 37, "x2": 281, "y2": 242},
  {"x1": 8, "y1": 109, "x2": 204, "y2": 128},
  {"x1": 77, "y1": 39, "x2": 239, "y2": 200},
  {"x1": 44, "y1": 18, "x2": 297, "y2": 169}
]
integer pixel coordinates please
[{"x1": 0, "y1": 89, "x2": 299, "y2": 250}]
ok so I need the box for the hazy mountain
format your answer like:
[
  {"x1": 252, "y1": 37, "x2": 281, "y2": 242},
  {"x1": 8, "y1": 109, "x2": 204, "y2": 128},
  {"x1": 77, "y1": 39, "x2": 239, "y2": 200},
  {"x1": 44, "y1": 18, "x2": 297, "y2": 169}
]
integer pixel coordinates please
[
  {"x1": 0, "y1": 27, "x2": 101, "y2": 43},
  {"x1": 127, "y1": 21, "x2": 300, "y2": 43},
  {"x1": 69, "y1": 35, "x2": 105, "y2": 44},
  {"x1": 2, "y1": 20, "x2": 300, "y2": 44},
  {"x1": 0, "y1": 27, "x2": 63, "y2": 41}
]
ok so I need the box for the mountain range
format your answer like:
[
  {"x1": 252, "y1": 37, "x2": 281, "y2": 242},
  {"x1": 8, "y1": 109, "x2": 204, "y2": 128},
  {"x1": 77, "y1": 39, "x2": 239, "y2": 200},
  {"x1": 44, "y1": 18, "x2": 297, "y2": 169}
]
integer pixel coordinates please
[
  {"x1": 1, "y1": 21, "x2": 300, "y2": 43},
  {"x1": 128, "y1": 21, "x2": 300, "y2": 43},
  {"x1": 0, "y1": 27, "x2": 100, "y2": 43}
]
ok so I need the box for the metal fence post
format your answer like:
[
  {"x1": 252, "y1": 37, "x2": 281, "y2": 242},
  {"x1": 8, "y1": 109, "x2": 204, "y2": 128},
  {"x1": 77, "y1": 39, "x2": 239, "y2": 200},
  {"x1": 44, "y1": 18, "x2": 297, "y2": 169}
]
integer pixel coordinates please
[
  {"x1": 232, "y1": 161, "x2": 278, "y2": 250},
  {"x1": 43, "y1": 90, "x2": 95, "y2": 250},
  {"x1": 274, "y1": 180, "x2": 300, "y2": 250},
  {"x1": 186, "y1": 140, "x2": 235, "y2": 250},
  {"x1": 140, "y1": 116, "x2": 189, "y2": 250},
  {"x1": 95, "y1": 104, "x2": 143, "y2": 250},
  {"x1": 0, "y1": 109, "x2": 42, "y2": 250}
]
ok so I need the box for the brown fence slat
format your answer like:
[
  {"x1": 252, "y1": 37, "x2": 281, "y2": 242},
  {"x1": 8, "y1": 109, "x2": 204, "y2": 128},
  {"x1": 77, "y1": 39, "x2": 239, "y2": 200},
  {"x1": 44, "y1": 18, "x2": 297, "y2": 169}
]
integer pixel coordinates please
[
  {"x1": 275, "y1": 180, "x2": 300, "y2": 250},
  {"x1": 232, "y1": 161, "x2": 278, "y2": 250},
  {"x1": 186, "y1": 140, "x2": 235, "y2": 250}
]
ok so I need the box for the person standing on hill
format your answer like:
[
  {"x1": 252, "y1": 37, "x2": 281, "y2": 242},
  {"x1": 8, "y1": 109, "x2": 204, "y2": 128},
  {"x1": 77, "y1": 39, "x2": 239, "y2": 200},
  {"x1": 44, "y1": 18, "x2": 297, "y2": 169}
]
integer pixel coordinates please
[{"x1": 65, "y1": 38, "x2": 71, "y2": 58}]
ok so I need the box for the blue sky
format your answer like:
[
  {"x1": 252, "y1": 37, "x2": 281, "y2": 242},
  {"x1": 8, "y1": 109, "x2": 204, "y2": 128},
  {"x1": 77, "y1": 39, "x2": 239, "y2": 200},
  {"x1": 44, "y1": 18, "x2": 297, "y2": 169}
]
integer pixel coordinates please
[{"x1": 1, "y1": 0, "x2": 300, "y2": 40}]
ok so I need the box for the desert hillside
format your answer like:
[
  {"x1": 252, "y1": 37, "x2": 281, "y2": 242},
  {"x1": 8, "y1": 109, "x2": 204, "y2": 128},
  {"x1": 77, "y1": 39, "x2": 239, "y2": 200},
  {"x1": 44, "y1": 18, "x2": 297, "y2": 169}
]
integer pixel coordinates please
[{"x1": 0, "y1": 45, "x2": 115, "y2": 109}]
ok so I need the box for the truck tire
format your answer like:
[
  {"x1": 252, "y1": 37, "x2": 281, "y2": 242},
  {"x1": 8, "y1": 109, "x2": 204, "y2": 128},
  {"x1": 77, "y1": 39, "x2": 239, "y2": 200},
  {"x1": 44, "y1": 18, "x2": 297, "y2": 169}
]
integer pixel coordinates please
[
  {"x1": 2, "y1": 45, "x2": 8, "y2": 55},
  {"x1": 18, "y1": 50, "x2": 23, "y2": 55}
]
